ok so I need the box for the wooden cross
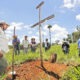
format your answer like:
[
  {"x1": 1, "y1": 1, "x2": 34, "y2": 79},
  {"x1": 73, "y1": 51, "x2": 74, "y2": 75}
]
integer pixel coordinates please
[{"x1": 31, "y1": 1, "x2": 54, "y2": 67}]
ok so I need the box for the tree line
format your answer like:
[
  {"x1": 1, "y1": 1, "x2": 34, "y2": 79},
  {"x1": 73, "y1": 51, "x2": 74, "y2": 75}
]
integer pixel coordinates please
[{"x1": 66, "y1": 27, "x2": 80, "y2": 43}]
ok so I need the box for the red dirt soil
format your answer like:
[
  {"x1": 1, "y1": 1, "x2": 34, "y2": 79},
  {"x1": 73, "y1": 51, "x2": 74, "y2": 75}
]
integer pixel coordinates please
[{"x1": 6, "y1": 60, "x2": 68, "y2": 80}]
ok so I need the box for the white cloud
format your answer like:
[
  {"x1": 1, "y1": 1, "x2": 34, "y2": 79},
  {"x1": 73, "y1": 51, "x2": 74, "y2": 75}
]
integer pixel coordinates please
[
  {"x1": 43, "y1": 24, "x2": 68, "y2": 43},
  {"x1": 42, "y1": 24, "x2": 68, "y2": 43},
  {"x1": 23, "y1": 24, "x2": 32, "y2": 30},
  {"x1": 6, "y1": 22, "x2": 33, "y2": 36},
  {"x1": 51, "y1": 24, "x2": 68, "y2": 42},
  {"x1": 43, "y1": 25, "x2": 49, "y2": 31},
  {"x1": 62, "y1": 0, "x2": 80, "y2": 9},
  {"x1": 36, "y1": 30, "x2": 47, "y2": 37},
  {"x1": 7, "y1": 22, "x2": 24, "y2": 31},
  {"x1": 42, "y1": 31, "x2": 47, "y2": 36},
  {"x1": 5, "y1": 30, "x2": 12, "y2": 34},
  {"x1": 74, "y1": 28, "x2": 78, "y2": 32},
  {"x1": 51, "y1": 24, "x2": 68, "y2": 33},
  {"x1": 28, "y1": 31, "x2": 32, "y2": 34},
  {"x1": 6, "y1": 22, "x2": 69, "y2": 45},
  {"x1": 6, "y1": 22, "x2": 25, "y2": 43},
  {"x1": 76, "y1": 14, "x2": 80, "y2": 21}
]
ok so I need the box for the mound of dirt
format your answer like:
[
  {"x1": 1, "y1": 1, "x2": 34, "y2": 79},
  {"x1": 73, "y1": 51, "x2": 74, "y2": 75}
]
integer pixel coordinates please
[{"x1": 6, "y1": 60, "x2": 68, "y2": 80}]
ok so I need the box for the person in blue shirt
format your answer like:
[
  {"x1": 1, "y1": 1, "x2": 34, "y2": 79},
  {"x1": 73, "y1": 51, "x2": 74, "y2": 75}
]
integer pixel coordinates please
[
  {"x1": 77, "y1": 38, "x2": 80, "y2": 56},
  {"x1": 12, "y1": 35, "x2": 20, "y2": 55}
]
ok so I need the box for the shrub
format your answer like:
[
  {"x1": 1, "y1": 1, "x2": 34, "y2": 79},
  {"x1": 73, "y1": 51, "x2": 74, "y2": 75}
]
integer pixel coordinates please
[{"x1": 60, "y1": 66, "x2": 80, "y2": 80}]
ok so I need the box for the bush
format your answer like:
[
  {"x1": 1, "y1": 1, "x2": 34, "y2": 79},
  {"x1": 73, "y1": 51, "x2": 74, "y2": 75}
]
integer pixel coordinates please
[{"x1": 60, "y1": 66, "x2": 80, "y2": 80}]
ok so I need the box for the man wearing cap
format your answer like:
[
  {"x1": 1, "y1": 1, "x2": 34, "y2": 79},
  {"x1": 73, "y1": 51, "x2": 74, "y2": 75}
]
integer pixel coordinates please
[{"x1": 0, "y1": 22, "x2": 9, "y2": 75}]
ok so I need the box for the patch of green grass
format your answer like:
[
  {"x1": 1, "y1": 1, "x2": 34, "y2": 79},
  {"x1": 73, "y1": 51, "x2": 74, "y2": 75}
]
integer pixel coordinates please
[
  {"x1": 0, "y1": 74, "x2": 7, "y2": 80},
  {"x1": 4, "y1": 43, "x2": 80, "y2": 65},
  {"x1": 60, "y1": 66, "x2": 80, "y2": 80}
]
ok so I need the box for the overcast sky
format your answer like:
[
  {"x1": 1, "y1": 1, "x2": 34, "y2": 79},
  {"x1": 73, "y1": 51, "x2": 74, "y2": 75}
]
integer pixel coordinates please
[{"x1": 0, "y1": 0, "x2": 80, "y2": 44}]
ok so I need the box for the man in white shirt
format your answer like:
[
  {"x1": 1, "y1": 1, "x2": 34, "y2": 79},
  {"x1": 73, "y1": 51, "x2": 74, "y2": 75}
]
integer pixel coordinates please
[
  {"x1": 0, "y1": 22, "x2": 9, "y2": 75},
  {"x1": 22, "y1": 36, "x2": 29, "y2": 53}
]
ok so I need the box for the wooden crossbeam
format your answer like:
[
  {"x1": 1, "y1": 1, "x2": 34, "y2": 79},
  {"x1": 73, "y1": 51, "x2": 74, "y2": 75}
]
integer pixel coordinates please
[
  {"x1": 31, "y1": 14, "x2": 54, "y2": 28},
  {"x1": 36, "y1": 1, "x2": 44, "y2": 9}
]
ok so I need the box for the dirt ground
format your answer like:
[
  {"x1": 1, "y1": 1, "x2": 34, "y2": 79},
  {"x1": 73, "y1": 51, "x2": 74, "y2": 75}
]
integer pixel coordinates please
[{"x1": 6, "y1": 60, "x2": 68, "y2": 80}]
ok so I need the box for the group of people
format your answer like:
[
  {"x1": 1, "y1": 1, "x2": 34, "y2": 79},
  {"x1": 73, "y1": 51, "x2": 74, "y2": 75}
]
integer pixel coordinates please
[
  {"x1": 12, "y1": 35, "x2": 37, "y2": 54},
  {"x1": 62, "y1": 38, "x2": 80, "y2": 56},
  {"x1": 12, "y1": 35, "x2": 72, "y2": 55},
  {"x1": 12, "y1": 35, "x2": 51, "y2": 55}
]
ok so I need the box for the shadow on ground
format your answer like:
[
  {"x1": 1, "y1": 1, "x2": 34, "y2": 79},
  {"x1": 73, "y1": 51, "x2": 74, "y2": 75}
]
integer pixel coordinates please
[{"x1": 36, "y1": 65, "x2": 61, "y2": 80}]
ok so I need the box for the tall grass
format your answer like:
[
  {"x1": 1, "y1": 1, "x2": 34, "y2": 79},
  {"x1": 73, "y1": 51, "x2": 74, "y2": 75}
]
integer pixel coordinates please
[
  {"x1": 4, "y1": 43, "x2": 80, "y2": 65},
  {"x1": 60, "y1": 66, "x2": 80, "y2": 80}
]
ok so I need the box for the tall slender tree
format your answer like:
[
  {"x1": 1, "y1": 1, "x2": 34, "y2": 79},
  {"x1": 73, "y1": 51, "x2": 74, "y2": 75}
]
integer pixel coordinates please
[{"x1": 47, "y1": 25, "x2": 52, "y2": 45}]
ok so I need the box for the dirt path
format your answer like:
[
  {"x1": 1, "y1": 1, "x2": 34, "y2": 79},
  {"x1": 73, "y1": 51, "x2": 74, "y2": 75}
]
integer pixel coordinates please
[{"x1": 6, "y1": 60, "x2": 68, "y2": 80}]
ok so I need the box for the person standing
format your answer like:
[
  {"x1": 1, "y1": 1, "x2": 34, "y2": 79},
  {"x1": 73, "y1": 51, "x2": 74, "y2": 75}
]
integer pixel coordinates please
[
  {"x1": 12, "y1": 35, "x2": 20, "y2": 55},
  {"x1": 22, "y1": 36, "x2": 29, "y2": 53},
  {"x1": 77, "y1": 38, "x2": 80, "y2": 56},
  {"x1": 31, "y1": 38, "x2": 36, "y2": 52},
  {"x1": 44, "y1": 38, "x2": 50, "y2": 51},
  {"x1": 0, "y1": 22, "x2": 9, "y2": 75},
  {"x1": 62, "y1": 41, "x2": 70, "y2": 54}
]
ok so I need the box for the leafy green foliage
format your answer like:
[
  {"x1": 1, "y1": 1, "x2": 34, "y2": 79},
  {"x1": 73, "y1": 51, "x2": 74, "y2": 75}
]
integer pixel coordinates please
[
  {"x1": 4, "y1": 43, "x2": 80, "y2": 65},
  {"x1": 72, "y1": 31, "x2": 80, "y2": 42},
  {"x1": 60, "y1": 66, "x2": 80, "y2": 80}
]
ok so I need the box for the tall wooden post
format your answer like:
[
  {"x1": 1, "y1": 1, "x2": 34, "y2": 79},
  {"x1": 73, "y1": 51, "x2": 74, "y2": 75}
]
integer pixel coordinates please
[
  {"x1": 12, "y1": 26, "x2": 16, "y2": 80},
  {"x1": 14, "y1": 26, "x2": 15, "y2": 36},
  {"x1": 49, "y1": 28, "x2": 51, "y2": 45},
  {"x1": 36, "y1": 1, "x2": 44, "y2": 67}
]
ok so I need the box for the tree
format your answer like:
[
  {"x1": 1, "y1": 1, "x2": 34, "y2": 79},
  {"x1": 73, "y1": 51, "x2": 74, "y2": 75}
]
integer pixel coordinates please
[
  {"x1": 64, "y1": 26, "x2": 80, "y2": 43},
  {"x1": 77, "y1": 25, "x2": 80, "y2": 37},
  {"x1": 72, "y1": 32, "x2": 79, "y2": 42},
  {"x1": 47, "y1": 25, "x2": 52, "y2": 45},
  {"x1": 67, "y1": 34, "x2": 72, "y2": 43}
]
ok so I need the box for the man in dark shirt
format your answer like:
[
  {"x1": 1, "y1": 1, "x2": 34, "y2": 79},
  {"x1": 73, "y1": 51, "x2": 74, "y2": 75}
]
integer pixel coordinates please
[
  {"x1": 62, "y1": 41, "x2": 70, "y2": 54},
  {"x1": 31, "y1": 38, "x2": 36, "y2": 52},
  {"x1": 45, "y1": 38, "x2": 50, "y2": 51},
  {"x1": 12, "y1": 35, "x2": 20, "y2": 55}
]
